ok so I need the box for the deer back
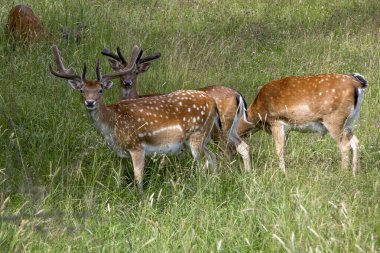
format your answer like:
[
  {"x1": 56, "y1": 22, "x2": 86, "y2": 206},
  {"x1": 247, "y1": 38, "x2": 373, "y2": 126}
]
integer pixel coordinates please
[
  {"x1": 247, "y1": 74, "x2": 367, "y2": 125},
  {"x1": 103, "y1": 90, "x2": 218, "y2": 152}
]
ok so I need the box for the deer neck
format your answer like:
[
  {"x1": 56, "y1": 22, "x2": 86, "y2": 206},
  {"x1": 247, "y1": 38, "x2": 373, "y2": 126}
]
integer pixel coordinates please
[
  {"x1": 86, "y1": 99, "x2": 130, "y2": 157},
  {"x1": 86, "y1": 98, "x2": 115, "y2": 135}
]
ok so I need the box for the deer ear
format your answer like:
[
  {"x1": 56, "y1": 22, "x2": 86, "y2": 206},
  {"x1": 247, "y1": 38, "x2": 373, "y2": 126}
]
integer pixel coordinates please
[
  {"x1": 68, "y1": 80, "x2": 83, "y2": 90},
  {"x1": 108, "y1": 59, "x2": 123, "y2": 71},
  {"x1": 138, "y1": 63, "x2": 150, "y2": 73},
  {"x1": 101, "y1": 79, "x2": 113, "y2": 90}
]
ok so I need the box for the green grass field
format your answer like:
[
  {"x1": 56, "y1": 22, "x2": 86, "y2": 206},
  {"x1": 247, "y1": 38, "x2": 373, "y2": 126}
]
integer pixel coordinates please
[{"x1": 0, "y1": 0, "x2": 379, "y2": 251}]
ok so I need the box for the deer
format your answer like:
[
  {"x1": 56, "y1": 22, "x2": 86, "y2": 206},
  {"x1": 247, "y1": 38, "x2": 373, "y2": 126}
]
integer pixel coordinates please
[
  {"x1": 5, "y1": 4, "x2": 46, "y2": 43},
  {"x1": 49, "y1": 45, "x2": 222, "y2": 192},
  {"x1": 237, "y1": 73, "x2": 368, "y2": 175},
  {"x1": 101, "y1": 46, "x2": 252, "y2": 171},
  {"x1": 101, "y1": 47, "x2": 162, "y2": 99}
]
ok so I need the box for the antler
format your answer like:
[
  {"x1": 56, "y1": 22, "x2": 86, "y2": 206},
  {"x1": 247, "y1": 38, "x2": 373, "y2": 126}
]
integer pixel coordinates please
[
  {"x1": 49, "y1": 45, "x2": 84, "y2": 81},
  {"x1": 102, "y1": 64, "x2": 135, "y2": 79},
  {"x1": 101, "y1": 48, "x2": 121, "y2": 61},
  {"x1": 117, "y1": 47, "x2": 127, "y2": 64},
  {"x1": 102, "y1": 46, "x2": 143, "y2": 79},
  {"x1": 101, "y1": 47, "x2": 161, "y2": 65},
  {"x1": 139, "y1": 51, "x2": 161, "y2": 63}
]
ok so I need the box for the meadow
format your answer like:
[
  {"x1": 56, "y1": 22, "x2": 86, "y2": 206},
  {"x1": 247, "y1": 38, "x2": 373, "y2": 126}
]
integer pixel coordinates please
[{"x1": 0, "y1": 0, "x2": 379, "y2": 251}]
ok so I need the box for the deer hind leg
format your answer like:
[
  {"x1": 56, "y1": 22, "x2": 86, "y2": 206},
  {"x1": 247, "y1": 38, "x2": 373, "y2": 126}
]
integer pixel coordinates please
[
  {"x1": 270, "y1": 122, "x2": 286, "y2": 172},
  {"x1": 350, "y1": 134, "x2": 359, "y2": 175},
  {"x1": 188, "y1": 133, "x2": 203, "y2": 169},
  {"x1": 323, "y1": 121, "x2": 351, "y2": 171},
  {"x1": 345, "y1": 129, "x2": 359, "y2": 175},
  {"x1": 129, "y1": 149, "x2": 145, "y2": 193},
  {"x1": 203, "y1": 145, "x2": 216, "y2": 169},
  {"x1": 211, "y1": 127, "x2": 231, "y2": 159},
  {"x1": 227, "y1": 131, "x2": 251, "y2": 172},
  {"x1": 188, "y1": 133, "x2": 214, "y2": 170}
]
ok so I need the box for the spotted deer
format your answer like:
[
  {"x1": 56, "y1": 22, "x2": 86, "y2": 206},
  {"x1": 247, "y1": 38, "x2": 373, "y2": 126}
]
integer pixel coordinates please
[
  {"x1": 238, "y1": 73, "x2": 368, "y2": 175},
  {"x1": 49, "y1": 45, "x2": 221, "y2": 191},
  {"x1": 101, "y1": 46, "x2": 252, "y2": 171},
  {"x1": 5, "y1": 4, "x2": 46, "y2": 43}
]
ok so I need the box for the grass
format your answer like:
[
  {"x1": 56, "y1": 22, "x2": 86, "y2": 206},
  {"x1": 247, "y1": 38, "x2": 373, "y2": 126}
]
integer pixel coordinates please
[{"x1": 0, "y1": 0, "x2": 379, "y2": 252}]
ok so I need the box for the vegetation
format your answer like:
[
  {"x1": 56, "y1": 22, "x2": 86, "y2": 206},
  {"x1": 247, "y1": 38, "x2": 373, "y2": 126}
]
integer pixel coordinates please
[{"x1": 0, "y1": 0, "x2": 379, "y2": 251}]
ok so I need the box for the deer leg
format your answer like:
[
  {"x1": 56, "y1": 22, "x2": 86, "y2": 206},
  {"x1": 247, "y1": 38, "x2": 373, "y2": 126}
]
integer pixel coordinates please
[
  {"x1": 203, "y1": 145, "x2": 216, "y2": 169},
  {"x1": 343, "y1": 128, "x2": 360, "y2": 174},
  {"x1": 350, "y1": 134, "x2": 359, "y2": 175},
  {"x1": 188, "y1": 135, "x2": 202, "y2": 168},
  {"x1": 189, "y1": 132, "x2": 212, "y2": 170},
  {"x1": 270, "y1": 122, "x2": 286, "y2": 172},
  {"x1": 236, "y1": 141, "x2": 251, "y2": 172},
  {"x1": 228, "y1": 131, "x2": 251, "y2": 171},
  {"x1": 344, "y1": 129, "x2": 359, "y2": 175},
  {"x1": 129, "y1": 149, "x2": 145, "y2": 193},
  {"x1": 210, "y1": 127, "x2": 232, "y2": 162},
  {"x1": 339, "y1": 137, "x2": 351, "y2": 171},
  {"x1": 323, "y1": 122, "x2": 351, "y2": 171}
]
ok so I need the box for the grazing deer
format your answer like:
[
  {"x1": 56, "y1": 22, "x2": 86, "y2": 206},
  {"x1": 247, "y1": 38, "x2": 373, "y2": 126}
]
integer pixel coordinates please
[
  {"x1": 49, "y1": 45, "x2": 221, "y2": 191},
  {"x1": 238, "y1": 73, "x2": 368, "y2": 175},
  {"x1": 5, "y1": 4, "x2": 46, "y2": 43},
  {"x1": 101, "y1": 47, "x2": 252, "y2": 171}
]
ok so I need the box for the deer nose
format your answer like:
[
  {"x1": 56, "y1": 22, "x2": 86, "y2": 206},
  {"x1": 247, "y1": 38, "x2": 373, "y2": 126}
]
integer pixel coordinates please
[
  {"x1": 85, "y1": 100, "x2": 96, "y2": 108},
  {"x1": 123, "y1": 80, "x2": 132, "y2": 87}
]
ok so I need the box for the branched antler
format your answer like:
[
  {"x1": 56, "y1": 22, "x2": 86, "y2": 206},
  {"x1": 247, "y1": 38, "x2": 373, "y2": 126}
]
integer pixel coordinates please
[
  {"x1": 101, "y1": 46, "x2": 161, "y2": 65},
  {"x1": 49, "y1": 45, "x2": 83, "y2": 81}
]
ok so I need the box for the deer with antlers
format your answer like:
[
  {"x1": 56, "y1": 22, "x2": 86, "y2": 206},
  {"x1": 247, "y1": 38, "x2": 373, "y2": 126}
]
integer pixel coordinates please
[
  {"x1": 237, "y1": 73, "x2": 368, "y2": 175},
  {"x1": 49, "y1": 45, "x2": 222, "y2": 191},
  {"x1": 101, "y1": 47, "x2": 252, "y2": 171},
  {"x1": 5, "y1": 4, "x2": 46, "y2": 43}
]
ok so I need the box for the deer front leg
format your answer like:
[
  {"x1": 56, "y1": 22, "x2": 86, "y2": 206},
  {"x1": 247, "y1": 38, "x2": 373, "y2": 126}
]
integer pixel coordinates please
[
  {"x1": 271, "y1": 122, "x2": 286, "y2": 172},
  {"x1": 129, "y1": 149, "x2": 145, "y2": 193}
]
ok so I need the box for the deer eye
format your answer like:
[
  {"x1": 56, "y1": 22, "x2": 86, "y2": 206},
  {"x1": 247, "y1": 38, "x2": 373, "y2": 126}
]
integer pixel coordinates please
[
  {"x1": 80, "y1": 89, "x2": 84, "y2": 93},
  {"x1": 99, "y1": 89, "x2": 103, "y2": 93}
]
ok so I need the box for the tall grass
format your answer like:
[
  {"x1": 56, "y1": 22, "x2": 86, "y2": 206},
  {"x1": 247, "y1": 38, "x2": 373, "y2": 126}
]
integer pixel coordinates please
[{"x1": 0, "y1": 0, "x2": 379, "y2": 251}]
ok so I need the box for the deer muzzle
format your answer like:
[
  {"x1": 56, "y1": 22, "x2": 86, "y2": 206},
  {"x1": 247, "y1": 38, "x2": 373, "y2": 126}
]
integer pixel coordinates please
[
  {"x1": 122, "y1": 80, "x2": 133, "y2": 87},
  {"x1": 85, "y1": 99, "x2": 96, "y2": 110}
]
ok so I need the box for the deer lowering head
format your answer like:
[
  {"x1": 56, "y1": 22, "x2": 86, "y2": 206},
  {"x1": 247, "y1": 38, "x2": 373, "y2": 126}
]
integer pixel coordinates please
[
  {"x1": 49, "y1": 45, "x2": 220, "y2": 191},
  {"x1": 101, "y1": 46, "x2": 161, "y2": 99},
  {"x1": 5, "y1": 4, "x2": 46, "y2": 43},
  {"x1": 238, "y1": 73, "x2": 368, "y2": 175},
  {"x1": 102, "y1": 47, "x2": 252, "y2": 171}
]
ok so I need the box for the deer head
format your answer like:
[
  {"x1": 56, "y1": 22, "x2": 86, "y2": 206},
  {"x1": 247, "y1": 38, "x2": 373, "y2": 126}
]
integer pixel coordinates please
[{"x1": 101, "y1": 46, "x2": 161, "y2": 99}]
